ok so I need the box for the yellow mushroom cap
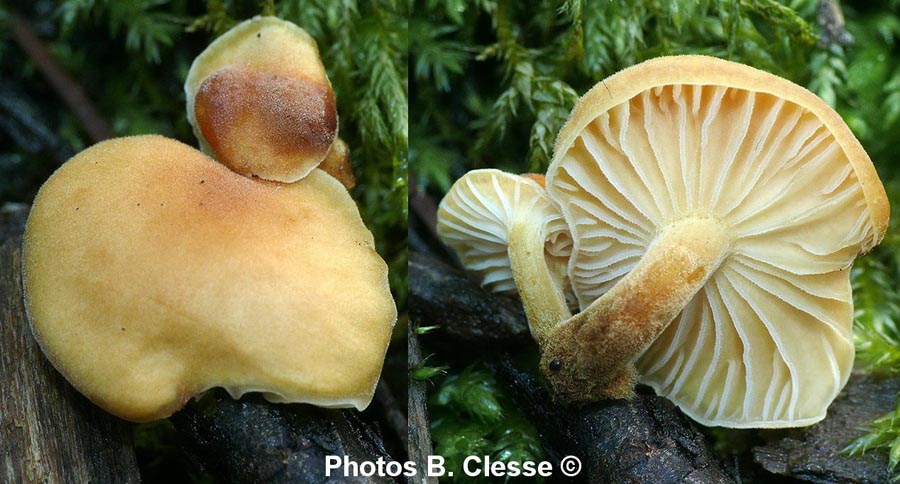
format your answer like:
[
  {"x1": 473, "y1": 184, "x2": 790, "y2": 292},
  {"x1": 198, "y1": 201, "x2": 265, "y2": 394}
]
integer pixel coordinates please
[
  {"x1": 547, "y1": 55, "x2": 889, "y2": 427},
  {"x1": 437, "y1": 169, "x2": 570, "y2": 294},
  {"x1": 23, "y1": 135, "x2": 396, "y2": 422},
  {"x1": 184, "y1": 16, "x2": 337, "y2": 182}
]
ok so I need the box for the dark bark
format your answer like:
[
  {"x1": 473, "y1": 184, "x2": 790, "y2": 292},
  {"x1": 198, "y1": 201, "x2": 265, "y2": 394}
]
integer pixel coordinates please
[
  {"x1": 0, "y1": 203, "x2": 29, "y2": 243},
  {"x1": 493, "y1": 359, "x2": 737, "y2": 484},
  {"x1": 753, "y1": 372, "x2": 898, "y2": 483},
  {"x1": 0, "y1": 235, "x2": 141, "y2": 483},
  {"x1": 375, "y1": 379, "x2": 409, "y2": 452},
  {"x1": 2, "y1": 213, "x2": 398, "y2": 483},
  {"x1": 407, "y1": 325, "x2": 437, "y2": 484},
  {"x1": 171, "y1": 390, "x2": 396, "y2": 483},
  {"x1": 409, "y1": 251, "x2": 531, "y2": 346},
  {"x1": 818, "y1": 0, "x2": 854, "y2": 47},
  {"x1": 410, "y1": 247, "x2": 900, "y2": 483},
  {"x1": 0, "y1": 80, "x2": 74, "y2": 165},
  {"x1": 408, "y1": 178, "x2": 457, "y2": 264},
  {"x1": 408, "y1": 175, "x2": 439, "y2": 245}
]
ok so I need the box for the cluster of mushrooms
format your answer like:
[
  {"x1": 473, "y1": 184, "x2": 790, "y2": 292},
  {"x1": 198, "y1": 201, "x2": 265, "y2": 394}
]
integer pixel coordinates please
[
  {"x1": 23, "y1": 17, "x2": 396, "y2": 423},
  {"x1": 438, "y1": 55, "x2": 890, "y2": 428}
]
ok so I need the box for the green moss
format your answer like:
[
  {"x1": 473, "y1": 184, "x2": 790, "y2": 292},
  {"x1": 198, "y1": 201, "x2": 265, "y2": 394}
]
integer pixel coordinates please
[
  {"x1": 430, "y1": 366, "x2": 545, "y2": 484},
  {"x1": 410, "y1": 0, "x2": 824, "y2": 194}
]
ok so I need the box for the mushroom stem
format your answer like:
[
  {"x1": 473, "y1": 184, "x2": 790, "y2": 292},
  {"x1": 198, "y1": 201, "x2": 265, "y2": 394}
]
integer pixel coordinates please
[
  {"x1": 540, "y1": 216, "x2": 731, "y2": 402},
  {"x1": 508, "y1": 221, "x2": 571, "y2": 347}
]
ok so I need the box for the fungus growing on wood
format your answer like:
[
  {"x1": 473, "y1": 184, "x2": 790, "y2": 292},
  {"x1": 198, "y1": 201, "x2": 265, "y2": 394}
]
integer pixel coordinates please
[
  {"x1": 439, "y1": 55, "x2": 889, "y2": 428},
  {"x1": 184, "y1": 16, "x2": 337, "y2": 182},
  {"x1": 23, "y1": 135, "x2": 396, "y2": 422},
  {"x1": 437, "y1": 169, "x2": 571, "y2": 345},
  {"x1": 543, "y1": 55, "x2": 889, "y2": 427}
]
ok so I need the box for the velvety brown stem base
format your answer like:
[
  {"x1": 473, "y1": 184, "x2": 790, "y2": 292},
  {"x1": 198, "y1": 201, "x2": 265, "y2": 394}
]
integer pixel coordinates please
[{"x1": 540, "y1": 217, "x2": 731, "y2": 402}]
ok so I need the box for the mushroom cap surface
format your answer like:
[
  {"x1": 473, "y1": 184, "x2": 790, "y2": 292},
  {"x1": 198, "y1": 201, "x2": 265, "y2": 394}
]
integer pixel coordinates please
[
  {"x1": 24, "y1": 135, "x2": 396, "y2": 422},
  {"x1": 437, "y1": 169, "x2": 570, "y2": 293},
  {"x1": 547, "y1": 55, "x2": 889, "y2": 427},
  {"x1": 185, "y1": 16, "x2": 337, "y2": 182}
]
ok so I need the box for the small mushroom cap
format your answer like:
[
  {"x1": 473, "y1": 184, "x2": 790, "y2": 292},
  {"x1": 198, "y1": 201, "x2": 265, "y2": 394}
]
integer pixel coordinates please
[
  {"x1": 437, "y1": 169, "x2": 570, "y2": 293},
  {"x1": 185, "y1": 16, "x2": 337, "y2": 182},
  {"x1": 548, "y1": 55, "x2": 889, "y2": 427},
  {"x1": 23, "y1": 135, "x2": 396, "y2": 422},
  {"x1": 319, "y1": 137, "x2": 356, "y2": 190}
]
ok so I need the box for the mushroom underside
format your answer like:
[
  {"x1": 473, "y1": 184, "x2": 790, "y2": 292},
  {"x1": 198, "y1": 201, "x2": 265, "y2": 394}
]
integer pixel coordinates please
[{"x1": 548, "y1": 80, "x2": 873, "y2": 426}]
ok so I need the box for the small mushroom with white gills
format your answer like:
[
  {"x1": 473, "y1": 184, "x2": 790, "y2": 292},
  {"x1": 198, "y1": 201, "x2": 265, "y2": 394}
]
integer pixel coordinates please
[
  {"x1": 437, "y1": 169, "x2": 571, "y2": 346},
  {"x1": 439, "y1": 55, "x2": 890, "y2": 428}
]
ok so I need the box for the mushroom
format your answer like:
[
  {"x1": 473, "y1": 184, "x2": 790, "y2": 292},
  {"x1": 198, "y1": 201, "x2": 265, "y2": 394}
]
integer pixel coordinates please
[
  {"x1": 23, "y1": 135, "x2": 396, "y2": 422},
  {"x1": 184, "y1": 16, "x2": 337, "y2": 182},
  {"x1": 539, "y1": 55, "x2": 889, "y2": 427},
  {"x1": 319, "y1": 137, "x2": 356, "y2": 190},
  {"x1": 437, "y1": 169, "x2": 571, "y2": 345}
]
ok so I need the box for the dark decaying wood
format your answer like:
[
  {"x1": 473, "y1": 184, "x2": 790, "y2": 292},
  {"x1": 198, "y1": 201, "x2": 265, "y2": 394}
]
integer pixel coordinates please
[
  {"x1": 0, "y1": 235, "x2": 141, "y2": 483},
  {"x1": 171, "y1": 391, "x2": 395, "y2": 484},
  {"x1": 818, "y1": 0, "x2": 854, "y2": 47},
  {"x1": 0, "y1": 81, "x2": 74, "y2": 165},
  {"x1": 375, "y1": 379, "x2": 409, "y2": 452},
  {"x1": 410, "y1": 249, "x2": 737, "y2": 483},
  {"x1": 492, "y1": 360, "x2": 737, "y2": 484},
  {"x1": 408, "y1": 175, "x2": 439, "y2": 245},
  {"x1": 753, "y1": 373, "x2": 899, "y2": 483},
  {"x1": 409, "y1": 251, "x2": 530, "y2": 347},
  {"x1": 407, "y1": 324, "x2": 437, "y2": 484},
  {"x1": 0, "y1": 203, "x2": 29, "y2": 243}
]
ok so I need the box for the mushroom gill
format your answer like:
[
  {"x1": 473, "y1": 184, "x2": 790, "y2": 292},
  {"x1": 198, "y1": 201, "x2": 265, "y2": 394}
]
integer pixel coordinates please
[
  {"x1": 437, "y1": 169, "x2": 572, "y2": 344},
  {"x1": 543, "y1": 55, "x2": 888, "y2": 427}
]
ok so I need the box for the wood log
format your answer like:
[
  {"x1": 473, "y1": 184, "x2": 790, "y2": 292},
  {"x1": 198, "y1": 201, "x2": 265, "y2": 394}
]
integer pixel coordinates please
[
  {"x1": 0, "y1": 235, "x2": 141, "y2": 483},
  {"x1": 171, "y1": 390, "x2": 395, "y2": 483},
  {"x1": 0, "y1": 81, "x2": 74, "y2": 165},
  {"x1": 0, "y1": 203, "x2": 29, "y2": 243},
  {"x1": 1, "y1": 215, "x2": 398, "y2": 483},
  {"x1": 753, "y1": 372, "x2": 897, "y2": 483},
  {"x1": 407, "y1": 324, "x2": 437, "y2": 484},
  {"x1": 375, "y1": 379, "x2": 409, "y2": 453},
  {"x1": 409, "y1": 251, "x2": 530, "y2": 347},
  {"x1": 8, "y1": 14, "x2": 114, "y2": 143},
  {"x1": 493, "y1": 359, "x2": 737, "y2": 484},
  {"x1": 410, "y1": 247, "x2": 900, "y2": 483}
]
